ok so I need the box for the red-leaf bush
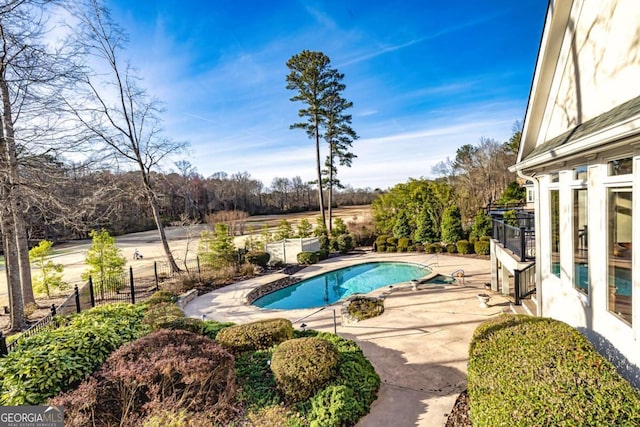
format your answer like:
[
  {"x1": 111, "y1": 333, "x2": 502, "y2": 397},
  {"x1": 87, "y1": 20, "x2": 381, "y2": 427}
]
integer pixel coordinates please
[{"x1": 51, "y1": 329, "x2": 238, "y2": 426}]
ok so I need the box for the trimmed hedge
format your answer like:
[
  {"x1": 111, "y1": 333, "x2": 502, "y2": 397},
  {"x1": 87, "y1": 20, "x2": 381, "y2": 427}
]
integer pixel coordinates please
[
  {"x1": 271, "y1": 337, "x2": 339, "y2": 402},
  {"x1": 456, "y1": 239, "x2": 473, "y2": 254},
  {"x1": 246, "y1": 251, "x2": 271, "y2": 267},
  {"x1": 216, "y1": 318, "x2": 293, "y2": 353},
  {"x1": 0, "y1": 303, "x2": 149, "y2": 405},
  {"x1": 297, "y1": 251, "x2": 319, "y2": 265},
  {"x1": 468, "y1": 315, "x2": 640, "y2": 426},
  {"x1": 474, "y1": 240, "x2": 490, "y2": 255}
]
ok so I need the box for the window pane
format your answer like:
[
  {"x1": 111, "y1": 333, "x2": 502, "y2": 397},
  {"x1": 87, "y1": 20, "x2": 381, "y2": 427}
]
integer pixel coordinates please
[
  {"x1": 574, "y1": 165, "x2": 587, "y2": 180},
  {"x1": 550, "y1": 172, "x2": 559, "y2": 183},
  {"x1": 608, "y1": 157, "x2": 632, "y2": 176},
  {"x1": 550, "y1": 190, "x2": 560, "y2": 278},
  {"x1": 608, "y1": 188, "x2": 632, "y2": 324},
  {"x1": 573, "y1": 189, "x2": 588, "y2": 294}
]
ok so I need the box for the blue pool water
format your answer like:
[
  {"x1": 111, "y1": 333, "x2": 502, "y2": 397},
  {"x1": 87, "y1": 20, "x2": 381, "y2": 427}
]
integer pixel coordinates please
[{"x1": 253, "y1": 262, "x2": 432, "y2": 310}]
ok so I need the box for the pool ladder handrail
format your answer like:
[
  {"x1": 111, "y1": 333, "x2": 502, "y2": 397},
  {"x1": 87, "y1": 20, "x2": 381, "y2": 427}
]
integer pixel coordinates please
[
  {"x1": 451, "y1": 269, "x2": 465, "y2": 285},
  {"x1": 293, "y1": 306, "x2": 337, "y2": 334}
]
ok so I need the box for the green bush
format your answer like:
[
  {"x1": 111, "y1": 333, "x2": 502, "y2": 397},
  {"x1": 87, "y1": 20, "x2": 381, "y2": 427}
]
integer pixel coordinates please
[
  {"x1": 446, "y1": 244, "x2": 457, "y2": 254},
  {"x1": 310, "y1": 385, "x2": 361, "y2": 427},
  {"x1": 347, "y1": 297, "x2": 384, "y2": 321},
  {"x1": 317, "y1": 249, "x2": 329, "y2": 261},
  {"x1": 143, "y1": 302, "x2": 185, "y2": 330},
  {"x1": 216, "y1": 318, "x2": 293, "y2": 353},
  {"x1": 297, "y1": 251, "x2": 319, "y2": 265},
  {"x1": 146, "y1": 290, "x2": 178, "y2": 306},
  {"x1": 0, "y1": 303, "x2": 148, "y2": 405},
  {"x1": 468, "y1": 315, "x2": 640, "y2": 426},
  {"x1": 480, "y1": 235, "x2": 491, "y2": 242},
  {"x1": 397, "y1": 237, "x2": 410, "y2": 252},
  {"x1": 246, "y1": 251, "x2": 271, "y2": 267},
  {"x1": 456, "y1": 240, "x2": 473, "y2": 254},
  {"x1": 374, "y1": 235, "x2": 389, "y2": 252},
  {"x1": 385, "y1": 245, "x2": 397, "y2": 252},
  {"x1": 431, "y1": 243, "x2": 443, "y2": 253},
  {"x1": 385, "y1": 236, "x2": 398, "y2": 247},
  {"x1": 270, "y1": 337, "x2": 339, "y2": 402},
  {"x1": 335, "y1": 234, "x2": 355, "y2": 254},
  {"x1": 306, "y1": 332, "x2": 380, "y2": 425},
  {"x1": 424, "y1": 244, "x2": 435, "y2": 254},
  {"x1": 474, "y1": 240, "x2": 490, "y2": 255}
]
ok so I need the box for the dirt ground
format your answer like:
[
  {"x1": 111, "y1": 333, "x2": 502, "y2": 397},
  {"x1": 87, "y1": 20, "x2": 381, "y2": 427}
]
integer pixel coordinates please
[{"x1": 0, "y1": 206, "x2": 372, "y2": 330}]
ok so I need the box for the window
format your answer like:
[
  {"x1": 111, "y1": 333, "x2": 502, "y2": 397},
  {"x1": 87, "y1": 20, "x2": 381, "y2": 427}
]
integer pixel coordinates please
[
  {"x1": 608, "y1": 157, "x2": 633, "y2": 176},
  {"x1": 550, "y1": 189, "x2": 560, "y2": 278},
  {"x1": 550, "y1": 172, "x2": 559, "y2": 183},
  {"x1": 574, "y1": 165, "x2": 587, "y2": 180},
  {"x1": 607, "y1": 188, "x2": 632, "y2": 324},
  {"x1": 573, "y1": 189, "x2": 588, "y2": 294},
  {"x1": 526, "y1": 187, "x2": 535, "y2": 203}
]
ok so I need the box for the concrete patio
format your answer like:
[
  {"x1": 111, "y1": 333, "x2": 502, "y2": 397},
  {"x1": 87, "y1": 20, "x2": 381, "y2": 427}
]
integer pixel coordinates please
[{"x1": 184, "y1": 252, "x2": 511, "y2": 427}]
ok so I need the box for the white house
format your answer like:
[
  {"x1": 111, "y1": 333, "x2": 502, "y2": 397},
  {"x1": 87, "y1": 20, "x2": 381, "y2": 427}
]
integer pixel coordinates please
[{"x1": 510, "y1": 0, "x2": 640, "y2": 386}]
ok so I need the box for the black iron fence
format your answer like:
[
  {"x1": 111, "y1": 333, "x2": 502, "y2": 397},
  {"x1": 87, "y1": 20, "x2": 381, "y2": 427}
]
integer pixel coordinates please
[
  {"x1": 0, "y1": 260, "x2": 176, "y2": 357},
  {"x1": 492, "y1": 218, "x2": 535, "y2": 262},
  {"x1": 514, "y1": 262, "x2": 536, "y2": 305}
]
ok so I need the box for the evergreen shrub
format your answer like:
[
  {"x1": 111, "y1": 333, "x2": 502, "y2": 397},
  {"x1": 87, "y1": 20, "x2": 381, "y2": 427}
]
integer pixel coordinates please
[
  {"x1": 397, "y1": 237, "x2": 410, "y2": 252},
  {"x1": 468, "y1": 315, "x2": 640, "y2": 426},
  {"x1": 374, "y1": 235, "x2": 389, "y2": 252},
  {"x1": 456, "y1": 240, "x2": 473, "y2": 254},
  {"x1": 431, "y1": 243, "x2": 443, "y2": 253},
  {"x1": 297, "y1": 251, "x2": 319, "y2": 265},
  {"x1": 216, "y1": 318, "x2": 293, "y2": 353},
  {"x1": 246, "y1": 251, "x2": 270, "y2": 267},
  {"x1": 474, "y1": 240, "x2": 490, "y2": 255},
  {"x1": 146, "y1": 290, "x2": 177, "y2": 306},
  {"x1": 143, "y1": 302, "x2": 185, "y2": 330},
  {"x1": 424, "y1": 244, "x2": 435, "y2": 254},
  {"x1": 0, "y1": 303, "x2": 148, "y2": 405},
  {"x1": 317, "y1": 249, "x2": 329, "y2": 261},
  {"x1": 270, "y1": 337, "x2": 339, "y2": 402},
  {"x1": 446, "y1": 244, "x2": 457, "y2": 254}
]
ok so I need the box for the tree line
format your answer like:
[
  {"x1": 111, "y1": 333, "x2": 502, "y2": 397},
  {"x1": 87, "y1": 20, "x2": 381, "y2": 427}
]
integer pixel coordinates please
[{"x1": 372, "y1": 126, "x2": 524, "y2": 243}]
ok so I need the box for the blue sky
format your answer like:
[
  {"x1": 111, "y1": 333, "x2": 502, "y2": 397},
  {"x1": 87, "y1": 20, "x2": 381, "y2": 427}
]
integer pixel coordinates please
[{"x1": 106, "y1": 0, "x2": 547, "y2": 190}]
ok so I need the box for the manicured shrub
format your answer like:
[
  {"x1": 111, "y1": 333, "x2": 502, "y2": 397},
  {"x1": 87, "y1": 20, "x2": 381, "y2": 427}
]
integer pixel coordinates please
[
  {"x1": 431, "y1": 243, "x2": 443, "y2": 253},
  {"x1": 469, "y1": 236, "x2": 478, "y2": 245},
  {"x1": 297, "y1": 251, "x2": 319, "y2": 265},
  {"x1": 347, "y1": 297, "x2": 384, "y2": 321},
  {"x1": 385, "y1": 236, "x2": 398, "y2": 247},
  {"x1": 142, "y1": 301, "x2": 184, "y2": 330},
  {"x1": 474, "y1": 240, "x2": 490, "y2": 255},
  {"x1": 306, "y1": 332, "x2": 380, "y2": 425},
  {"x1": 310, "y1": 385, "x2": 361, "y2": 427},
  {"x1": 374, "y1": 234, "x2": 389, "y2": 252},
  {"x1": 318, "y1": 233, "x2": 330, "y2": 251},
  {"x1": 456, "y1": 240, "x2": 473, "y2": 254},
  {"x1": 385, "y1": 245, "x2": 397, "y2": 252},
  {"x1": 397, "y1": 237, "x2": 410, "y2": 252},
  {"x1": 216, "y1": 318, "x2": 294, "y2": 353},
  {"x1": 317, "y1": 249, "x2": 329, "y2": 261},
  {"x1": 247, "y1": 404, "x2": 305, "y2": 427},
  {"x1": 0, "y1": 303, "x2": 148, "y2": 405},
  {"x1": 479, "y1": 235, "x2": 491, "y2": 242},
  {"x1": 468, "y1": 315, "x2": 640, "y2": 426},
  {"x1": 415, "y1": 243, "x2": 425, "y2": 253},
  {"x1": 424, "y1": 244, "x2": 435, "y2": 254},
  {"x1": 270, "y1": 337, "x2": 339, "y2": 402},
  {"x1": 446, "y1": 244, "x2": 457, "y2": 254},
  {"x1": 146, "y1": 290, "x2": 177, "y2": 305},
  {"x1": 51, "y1": 330, "x2": 238, "y2": 426},
  {"x1": 335, "y1": 234, "x2": 355, "y2": 254},
  {"x1": 246, "y1": 251, "x2": 270, "y2": 267}
]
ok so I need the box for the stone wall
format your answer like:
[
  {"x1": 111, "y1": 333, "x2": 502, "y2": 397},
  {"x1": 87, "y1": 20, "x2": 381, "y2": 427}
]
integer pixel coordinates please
[{"x1": 246, "y1": 276, "x2": 301, "y2": 304}]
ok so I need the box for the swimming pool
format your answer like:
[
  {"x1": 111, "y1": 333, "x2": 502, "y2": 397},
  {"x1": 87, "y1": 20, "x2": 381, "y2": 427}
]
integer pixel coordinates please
[{"x1": 252, "y1": 262, "x2": 432, "y2": 310}]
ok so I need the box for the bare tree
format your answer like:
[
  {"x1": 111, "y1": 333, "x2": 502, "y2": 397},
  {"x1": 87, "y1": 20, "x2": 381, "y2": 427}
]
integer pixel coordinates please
[{"x1": 67, "y1": 0, "x2": 186, "y2": 272}]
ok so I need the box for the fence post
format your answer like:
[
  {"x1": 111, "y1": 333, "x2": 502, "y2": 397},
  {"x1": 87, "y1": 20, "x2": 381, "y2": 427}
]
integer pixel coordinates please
[
  {"x1": 0, "y1": 331, "x2": 7, "y2": 357},
  {"x1": 197, "y1": 256, "x2": 201, "y2": 282},
  {"x1": 89, "y1": 277, "x2": 95, "y2": 307},
  {"x1": 74, "y1": 284, "x2": 81, "y2": 313},
  {"x1": 129, "y1": 266, "x2": 135, "y2": 304},
  {"x1": 50, "y1": 304, "x2": 56, "y2": 316},
  {"x1": 519, "y1": 226, "x2": 526, "y2": 262},
  {"x1": 153, "y1": 262, "x2": 159, "y2": 291},
  {"x1": 514, "y1": 269, "x2": 521, "y2": 306}
]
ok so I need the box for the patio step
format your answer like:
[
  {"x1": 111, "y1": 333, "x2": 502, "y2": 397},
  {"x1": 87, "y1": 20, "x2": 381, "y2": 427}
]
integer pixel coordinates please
[{"x1": 510, "y1": 296, "x2": 537, "y2": 316}]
